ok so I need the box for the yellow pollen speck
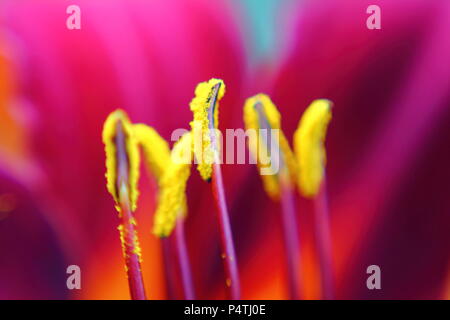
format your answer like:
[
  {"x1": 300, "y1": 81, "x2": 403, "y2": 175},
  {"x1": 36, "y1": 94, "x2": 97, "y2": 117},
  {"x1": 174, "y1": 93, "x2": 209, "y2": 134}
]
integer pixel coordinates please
[
  {"x1": 117, "y1": 221, "x2": 143, "y2": 262},
  {"x1": 294, "y1": 99, "x2": 332, "y2": 197},
  {"x1": 132, "y1": 229, "x2": 143, "y2": 262},
  {"x1": 190, "y1": 78, "x2": 225, "y2": 181},
  {"x1": 102, "y1": 109, "x2": 141, "y2": 212},
  {"x1": 133, "y1": 124, "x2": 170, "y2": 182},
  {"x1": 226, "y1": 278, "x2": 232, "y2": 287},
  {"x1": 118, "y1": 224, "x2": 127, "y2": 259},
  {"x1": 153, "y1": 132, "x2": 193, "y2": 237},
  {"x1": 243, "y1": 94, "x2": 297, "y2": 200}
]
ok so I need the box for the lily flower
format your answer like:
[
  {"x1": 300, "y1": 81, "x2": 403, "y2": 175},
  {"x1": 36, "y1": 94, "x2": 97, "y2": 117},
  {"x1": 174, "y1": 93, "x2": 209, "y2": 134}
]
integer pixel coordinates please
[{"x1": 0, "y1": 0, "x2": 449, "y2": 300}]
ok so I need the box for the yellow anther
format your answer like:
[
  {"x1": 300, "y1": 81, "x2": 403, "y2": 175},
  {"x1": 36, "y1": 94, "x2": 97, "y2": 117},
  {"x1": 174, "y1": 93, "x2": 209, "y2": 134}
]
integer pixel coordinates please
[
  {"x1": 133, "y1": 124, "x2": 170, "y2": 182},
  {"x1": 153, "y1": 132, "x2": 193, "y2": 237},
  {"x1": 294, "y1": 99, "x2": 332, "y2": 197},
  {"x1": 102, "y1": 109, "x2": 141, "y2": 212},
  {"x1": 189, "y1": 78, "x2": 225, "y2": 181},
  {"x1": 243, "y1": 94, "x2": 297, "y2": 200}
]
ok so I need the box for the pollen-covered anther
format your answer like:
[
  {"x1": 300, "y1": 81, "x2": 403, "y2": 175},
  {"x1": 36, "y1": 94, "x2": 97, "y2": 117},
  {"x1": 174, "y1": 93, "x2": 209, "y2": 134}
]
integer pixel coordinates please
[
  {"x1": 190, "y1": 78, "x2": 225, "y2": 181},
  {"x1": 294, "y1": 99, "x2": 332, "y2": 197},
  {"x1": 243, "y1": 94, "x2": 297, "y2": 200},
  {"x1": 153, "y1": 132, "x2": 193, "y2": 237},
  {"x1": 102, "y1": 110, "x2": 147, "y2": 300},
  {"x1": 102, "y1": 109, "x2": 141, "y2": 213}
]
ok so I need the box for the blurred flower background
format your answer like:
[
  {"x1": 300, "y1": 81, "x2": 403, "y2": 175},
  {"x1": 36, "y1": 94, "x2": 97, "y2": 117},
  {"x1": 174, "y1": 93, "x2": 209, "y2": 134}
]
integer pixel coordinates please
[{"x1": 0, "y1": 0, "x2": 449, "y2": 299}]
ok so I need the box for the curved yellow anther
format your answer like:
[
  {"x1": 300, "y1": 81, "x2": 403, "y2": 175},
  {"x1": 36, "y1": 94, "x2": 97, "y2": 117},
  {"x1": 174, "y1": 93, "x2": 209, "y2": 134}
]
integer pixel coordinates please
[
  {"x1": 294, "y1": 99, "x2": 332, "y2": 197},
  {"x1": 133, "y1": 124, "x2": 170, "y2": 182},
  {"x1": 153, "y1": 132, "x2": 193, "y2": 237},
  {"x1": 243, "y1": 94, "x2": 297, "y2": 200},
  {"x1": 102, "y1": 109, "x2": 141, "y2": 212},
  {"x1": 190, "y1": 78, "x2": 225, "y2": 181}
]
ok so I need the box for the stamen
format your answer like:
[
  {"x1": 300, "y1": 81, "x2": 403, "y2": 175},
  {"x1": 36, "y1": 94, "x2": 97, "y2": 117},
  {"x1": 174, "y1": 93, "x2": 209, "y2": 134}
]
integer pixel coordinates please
[
  {"x1": 294, "y1": 99, "x2": 334, "y2": 299},
  {"x1": 243, "y1": 94, "x2": 302, "y2": 299},
  {"x1": 190, "y1": 79, "x2": 241, "y2": 299},
  {"x1": 102, "y1": 110, "x2": 146, "y2": 300}
]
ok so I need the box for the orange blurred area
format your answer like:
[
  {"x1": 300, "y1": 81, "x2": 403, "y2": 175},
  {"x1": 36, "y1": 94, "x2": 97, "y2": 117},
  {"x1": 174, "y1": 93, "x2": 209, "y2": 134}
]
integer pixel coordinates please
[
  {"x1": 79, "y1": 180, "x2": 168, "y2": 300},
  {"x1": 0, "y1": 0, "x2": 449, "y2": 300},
  {"x1": 0, "y1": 49, "x2": 28, "y2": 164},
  {"x1": 444, "y1": 263, "x2": 450, "y2": 300}
]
